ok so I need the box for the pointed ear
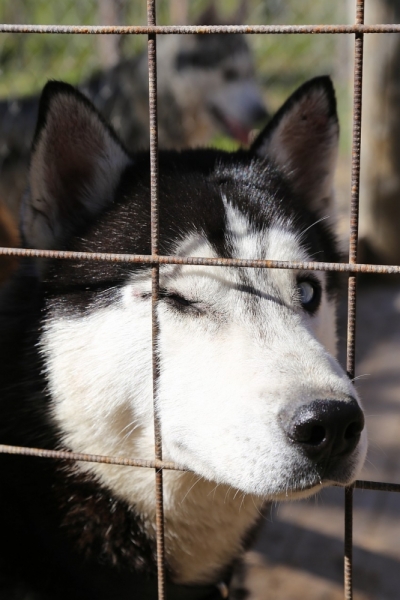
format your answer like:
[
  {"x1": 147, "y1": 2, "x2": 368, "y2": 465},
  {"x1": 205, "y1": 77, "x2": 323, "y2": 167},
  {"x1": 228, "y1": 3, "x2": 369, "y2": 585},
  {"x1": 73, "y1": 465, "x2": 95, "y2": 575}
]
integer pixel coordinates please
[
  {"x1": 249, "y1": 76, "x2": 339, "y2": 214},
  {"x1": 22, "y1": 81, "x2": 132, "y2": 249}
]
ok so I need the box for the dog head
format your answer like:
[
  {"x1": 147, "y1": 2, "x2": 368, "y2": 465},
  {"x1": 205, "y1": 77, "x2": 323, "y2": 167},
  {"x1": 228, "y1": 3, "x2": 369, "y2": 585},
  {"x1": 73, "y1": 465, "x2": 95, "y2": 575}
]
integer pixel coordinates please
[
  {"x1": 155, "y1": 11, "x2": 268, "y2": 148},
  {"x1": 22, "y1": 77, "x2": 366, "y2": 505}
]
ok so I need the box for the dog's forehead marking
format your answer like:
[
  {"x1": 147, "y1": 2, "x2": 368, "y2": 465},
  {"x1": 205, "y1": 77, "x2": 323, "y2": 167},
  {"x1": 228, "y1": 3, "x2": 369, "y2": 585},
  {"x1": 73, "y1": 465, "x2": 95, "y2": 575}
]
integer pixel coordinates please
[
  {"x1": 223, "y1": 196, "x2": 309, "y2": 262},
  {"x1": 125, "y1": 200, "x2": 320, "y2": 303},
  {"x1": 126, "y1": 201, "x2": 323, "y2": 331},
  {"x1": 221, "y1": 200, "x2": 331, "y2": 304}
]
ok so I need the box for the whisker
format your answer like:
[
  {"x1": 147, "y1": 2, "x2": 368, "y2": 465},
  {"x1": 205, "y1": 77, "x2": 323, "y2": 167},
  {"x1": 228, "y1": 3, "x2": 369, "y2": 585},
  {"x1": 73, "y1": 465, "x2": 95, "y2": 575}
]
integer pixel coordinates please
[
  {"x1": 351, "y1": 373, "x2": 371, "y2": 382},
  {"x1": 207, "y1": 483, "x2": 220, "y2": 499},
  {"x1": 250, "y1": 495, "x2": 265, "y2": 519},
  {"x1": 120, "y1": 421, "x2": 140, "y2": 442},
  {"x1": 180, "y1": 475, "x2": 202, "y2": 505},
  {"x1": 224, "y1": 486, "x2": 234, "y2": 504},
  {"x1": 239, "y1": 492, "x2": 247, "y2": 512},
  {"x1": 363, "y1": 457, "x2": 378, "y2": 470},
  {"x1": 298, "y1": 215, "x2": 330, "y2": 240}
]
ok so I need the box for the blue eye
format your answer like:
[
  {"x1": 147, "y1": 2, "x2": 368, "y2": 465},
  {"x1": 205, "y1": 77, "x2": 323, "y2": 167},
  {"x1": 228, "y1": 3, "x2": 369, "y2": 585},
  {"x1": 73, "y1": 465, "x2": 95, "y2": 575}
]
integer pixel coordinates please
[
  {"x1": 297, "y1": 279, "x2": 321, "y2": 313},
  {"x1": 299, "y1": 281, "x2": 314, "y2": 304}
]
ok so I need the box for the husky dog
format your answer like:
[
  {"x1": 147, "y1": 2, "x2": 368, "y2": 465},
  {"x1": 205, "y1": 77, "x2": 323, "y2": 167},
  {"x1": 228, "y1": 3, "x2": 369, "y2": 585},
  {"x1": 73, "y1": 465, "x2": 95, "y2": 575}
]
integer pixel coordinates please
[
  {"x1": 0, "y1": 31, "x2": 266, "y2": 227},
  {"x1": 0, "y1": 77, "x2": 366, "y2": 599}
]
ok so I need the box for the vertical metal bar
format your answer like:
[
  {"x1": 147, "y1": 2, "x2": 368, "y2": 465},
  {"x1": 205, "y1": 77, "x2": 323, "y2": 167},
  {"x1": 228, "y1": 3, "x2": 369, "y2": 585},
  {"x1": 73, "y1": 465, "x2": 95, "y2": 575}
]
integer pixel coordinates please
[
  {"x1": 345, "y1": 1, "x2": 364, "y2": 598},
  {"x1": 344, "y1": 485, "x2": 354, "y2": 600},
  {"x1": 147, "y1": 1, "x2": 166, "y2": 599}
]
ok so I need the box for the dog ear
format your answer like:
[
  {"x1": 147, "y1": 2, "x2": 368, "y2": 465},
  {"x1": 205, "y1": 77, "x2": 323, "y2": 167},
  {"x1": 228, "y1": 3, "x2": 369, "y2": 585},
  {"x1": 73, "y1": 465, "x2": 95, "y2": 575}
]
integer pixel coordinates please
[
  {"x1": 249, "y1": 76, "x2": 339, "y2": 214},
  {"x1": 21, "y1": 81, "x2": 131, "y2": 249}
]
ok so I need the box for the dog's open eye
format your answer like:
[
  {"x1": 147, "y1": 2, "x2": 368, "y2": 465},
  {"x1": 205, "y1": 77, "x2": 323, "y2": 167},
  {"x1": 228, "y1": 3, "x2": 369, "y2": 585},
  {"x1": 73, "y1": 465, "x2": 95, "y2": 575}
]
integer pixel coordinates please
[{"x1": 297, "y1": 279, "x2": 321, "y2": 314}]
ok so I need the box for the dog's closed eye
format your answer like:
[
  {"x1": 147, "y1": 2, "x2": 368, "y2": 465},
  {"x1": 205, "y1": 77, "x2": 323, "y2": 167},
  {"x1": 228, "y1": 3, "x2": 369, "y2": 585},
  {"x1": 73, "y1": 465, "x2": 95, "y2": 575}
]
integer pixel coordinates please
[{"x1": 160, "y1": 290, "x2": 204, "y2": 315}]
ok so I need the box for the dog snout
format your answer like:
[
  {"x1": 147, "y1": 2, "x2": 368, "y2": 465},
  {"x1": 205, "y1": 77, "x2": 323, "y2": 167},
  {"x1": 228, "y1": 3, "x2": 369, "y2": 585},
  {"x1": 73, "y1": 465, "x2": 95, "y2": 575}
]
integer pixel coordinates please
[{"x1": 284, "y1": 398, "x2": 364, "y2": 462}]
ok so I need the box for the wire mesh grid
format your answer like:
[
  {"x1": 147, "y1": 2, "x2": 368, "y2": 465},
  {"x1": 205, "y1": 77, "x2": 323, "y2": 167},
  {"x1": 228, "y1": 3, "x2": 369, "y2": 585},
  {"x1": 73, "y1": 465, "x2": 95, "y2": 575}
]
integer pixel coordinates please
[{"x1": 0, "y1": 0, "x2": 399, "y2": 598}]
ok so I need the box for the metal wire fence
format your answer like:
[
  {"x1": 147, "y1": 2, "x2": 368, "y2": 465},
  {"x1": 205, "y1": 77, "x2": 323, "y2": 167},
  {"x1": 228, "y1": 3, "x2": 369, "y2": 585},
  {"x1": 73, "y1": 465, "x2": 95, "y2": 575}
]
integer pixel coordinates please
[{"x1": 0, "y1": 0, "x2": 399, "y2": 599}]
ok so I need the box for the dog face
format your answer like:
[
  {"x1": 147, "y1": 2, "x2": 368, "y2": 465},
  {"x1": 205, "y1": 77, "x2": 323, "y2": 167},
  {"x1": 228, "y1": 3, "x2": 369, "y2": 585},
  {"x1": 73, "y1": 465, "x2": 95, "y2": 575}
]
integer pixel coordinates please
[
  {"x1": 157, "y1": 33, "x2": 268, "y2": 147},
  {"x1": 22, "y1": 78, "x2": 366, "y2": 511}
]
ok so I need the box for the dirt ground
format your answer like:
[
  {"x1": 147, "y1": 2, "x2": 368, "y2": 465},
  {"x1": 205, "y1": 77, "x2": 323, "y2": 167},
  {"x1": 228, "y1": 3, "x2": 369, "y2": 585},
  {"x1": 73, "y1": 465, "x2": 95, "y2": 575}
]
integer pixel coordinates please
[{"x1": 240, "y1": 163, "x2": 400, "y2": 599}]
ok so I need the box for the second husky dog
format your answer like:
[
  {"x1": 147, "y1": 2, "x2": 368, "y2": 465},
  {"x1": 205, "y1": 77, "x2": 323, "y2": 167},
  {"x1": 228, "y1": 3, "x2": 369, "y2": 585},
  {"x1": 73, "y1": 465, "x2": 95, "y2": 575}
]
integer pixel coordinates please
[
  {"x1": 0, "y1": 31, "x2": 266, "y2": 225},
  {"x1": 0, "y1": 77, "x2": 366, "y2": 599}
]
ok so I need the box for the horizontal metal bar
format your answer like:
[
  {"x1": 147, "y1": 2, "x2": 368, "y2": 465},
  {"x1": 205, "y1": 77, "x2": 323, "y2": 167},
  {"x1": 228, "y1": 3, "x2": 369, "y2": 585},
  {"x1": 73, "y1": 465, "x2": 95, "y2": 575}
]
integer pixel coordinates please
[
  {"x1": 2, "y1": 24, "x2": 400, "y2": 35},
  {"x1": 1, "y1": 444, "x2": 400, "y2": 494},
  {"x1": 354, "y1": 480, "x2": 400, "y2": 493},
  {"x1": 2, "y1": 246, "x2": 400, "y2": 274},
  {"x1": 0, "y1": 444, "x2": 186, "y2": 471}
]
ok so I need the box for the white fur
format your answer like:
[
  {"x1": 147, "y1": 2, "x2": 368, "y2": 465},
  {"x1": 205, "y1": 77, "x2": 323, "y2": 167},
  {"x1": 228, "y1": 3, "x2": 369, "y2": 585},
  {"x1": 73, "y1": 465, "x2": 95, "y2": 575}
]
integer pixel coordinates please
[{"x1": 42, "y1": 202, "x2": 367, "y2": 584}]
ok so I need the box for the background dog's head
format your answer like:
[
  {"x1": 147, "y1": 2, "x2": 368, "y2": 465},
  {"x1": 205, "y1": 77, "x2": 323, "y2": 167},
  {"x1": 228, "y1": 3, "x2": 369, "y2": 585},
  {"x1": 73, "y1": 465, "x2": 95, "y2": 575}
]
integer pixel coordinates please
[{"x1": 146, "y1": 31, "x2": 268, "y2": 149}]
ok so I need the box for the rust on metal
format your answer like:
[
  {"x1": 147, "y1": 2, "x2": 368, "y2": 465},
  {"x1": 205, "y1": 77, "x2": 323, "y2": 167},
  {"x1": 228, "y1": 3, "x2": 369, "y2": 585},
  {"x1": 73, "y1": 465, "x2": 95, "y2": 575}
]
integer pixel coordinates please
[
  {"x1": 0, "y1": 444, "x2": 186, "y2": 471},
  {"x1": 344, "y1": 485, "x2": 354, "y2": 599},
  {"x1": 345, "y1": 1, "x2": 365, "y2": 598},
  {"x1": 2, "y1": 245, "x2": 400, "y2": 274},
  {"x1": 147, "y1": 1, "x2": 166, "y2": 598},
  {"x1": 3, "y1": 24, "x2": 400, "y2": 35},
  {"x1": 4, "y1": 441, "x2": 400, "y2": 498},
  {"x1": 2, "y1": 442, "x2": 400, "y2": 496}
]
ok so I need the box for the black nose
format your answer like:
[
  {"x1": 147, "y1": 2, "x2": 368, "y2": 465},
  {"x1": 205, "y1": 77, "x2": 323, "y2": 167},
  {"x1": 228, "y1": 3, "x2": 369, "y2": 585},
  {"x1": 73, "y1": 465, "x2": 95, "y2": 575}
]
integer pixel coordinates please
[{"x1": 285, "y1": 399, "x2": 364, "y2": 462}]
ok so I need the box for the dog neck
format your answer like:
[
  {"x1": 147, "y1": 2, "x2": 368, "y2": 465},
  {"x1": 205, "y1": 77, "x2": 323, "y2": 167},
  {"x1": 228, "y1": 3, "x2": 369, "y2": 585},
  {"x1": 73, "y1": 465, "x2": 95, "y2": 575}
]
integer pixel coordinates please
[{"x1": 69, "y1": 430, "x2": 263, "y2": 585}]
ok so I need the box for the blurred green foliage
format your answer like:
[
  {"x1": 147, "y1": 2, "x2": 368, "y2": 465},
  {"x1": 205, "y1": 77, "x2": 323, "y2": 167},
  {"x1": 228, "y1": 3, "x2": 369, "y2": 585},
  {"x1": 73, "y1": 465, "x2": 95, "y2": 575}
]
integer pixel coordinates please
[{"x1": 0, "y1": 0, "x2": 350, "y2": 150}]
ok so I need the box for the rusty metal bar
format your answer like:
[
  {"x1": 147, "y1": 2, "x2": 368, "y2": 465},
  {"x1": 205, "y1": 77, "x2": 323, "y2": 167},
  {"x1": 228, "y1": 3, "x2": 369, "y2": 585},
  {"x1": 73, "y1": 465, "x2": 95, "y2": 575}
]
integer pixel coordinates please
[
  {"x1": 3, "y1": 444, "x2": 400, "y2": 497},
  {"x1": 3, "y1": 24, "x2": 400, "y2": 34},
  {"x1": 354, "y1": 480, "x2": 400, "y2": 493},
  {"x1": 3, "y1": 246, "x2": 400, "y2": 274},
  {"x1": 344, "y1": 484, "x2": 354, "y2": 600},
  {"x1": 147, "y1": 1, "x2": 166, "y2": 598},
  {"x1": 348, "y1": 0, "x2": 365, "y2": 271},
  {"x1": 0, "y1": 444, "x2": 186, "y2": 471},
  {"x1": 345, "y1": 1, "x2": 364, "y2": 598}
]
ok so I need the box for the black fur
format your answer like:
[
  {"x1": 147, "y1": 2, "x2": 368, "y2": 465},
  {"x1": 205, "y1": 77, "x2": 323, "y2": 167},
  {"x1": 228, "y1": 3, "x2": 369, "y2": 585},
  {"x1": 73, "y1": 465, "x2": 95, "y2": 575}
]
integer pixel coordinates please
[
  {"x1": 0, "y1": 78, "x2": 341, "y2": 599},
  {"x1": 39, "y1": 146, "x2": 340, "y2": 316},
  {"x1": 250, "y1": 76, "x2": 337, "y2": 156}
]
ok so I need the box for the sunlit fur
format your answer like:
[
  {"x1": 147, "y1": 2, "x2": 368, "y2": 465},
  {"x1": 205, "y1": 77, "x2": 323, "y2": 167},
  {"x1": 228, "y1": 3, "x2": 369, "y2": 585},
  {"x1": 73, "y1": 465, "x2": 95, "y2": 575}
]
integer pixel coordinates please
[
  {"x1": 43, "y1": 217, "x2": 366, "y2": 583},
  {"x1": 0, "y1": 77, "x2": 367, "y2": 591}
]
